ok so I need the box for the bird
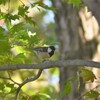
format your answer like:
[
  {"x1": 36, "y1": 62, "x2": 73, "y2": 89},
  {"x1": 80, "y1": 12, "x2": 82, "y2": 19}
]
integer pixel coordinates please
[{"x1": 33, "y1": 46, "x2": 56, "y2": 61}]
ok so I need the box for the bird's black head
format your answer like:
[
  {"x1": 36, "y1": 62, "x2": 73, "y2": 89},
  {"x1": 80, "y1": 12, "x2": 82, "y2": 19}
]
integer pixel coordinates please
[
  {"x1": 48, "y1": 46, "x2": 56, "y2": 57},
  {"x1": 49, "y1": 46, "x2": 55, "y2": 51}
]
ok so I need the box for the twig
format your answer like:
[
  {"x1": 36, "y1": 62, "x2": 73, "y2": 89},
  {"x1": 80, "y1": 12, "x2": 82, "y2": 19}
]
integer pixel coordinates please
[
  {"x1": 7, "y1": 71, "x2": 20, "y2": 85},
  {"x1": 15, "y1": 69, "x2": 43, "y2": 100},
  {"x1": 7, "y1": 0, "x2": 10, "y2": 12},
  {"x1": 0, "y1": 72, "x2": 20, "y2": 86},
  {"x1": 19, "y1": 0, "x2": 25, "y2": 5},
  {"x1": 75, "y1": 84, "x2": 100, "y2": 100},
  {"x1": 0, "y1": 60, "x2": 100, "y2": 71}
]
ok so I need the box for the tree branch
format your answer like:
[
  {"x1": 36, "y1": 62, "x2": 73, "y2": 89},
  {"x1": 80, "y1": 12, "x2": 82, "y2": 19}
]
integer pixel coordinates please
[
  {"x1": 0, "y1": 72, "x2": 20, "y2": 85},
  {"x1": 15, "y1": 69, "x2": 43, "y2": 100},
  {"x1": 0, "y1": 59, "x2": 100, "y2": 99},
  {"x1": 75, "y1": 84, "x2": 100, "y2": 100},
  {"x1": 0, "y1": 60, "x2": 100, "y2": 71}
]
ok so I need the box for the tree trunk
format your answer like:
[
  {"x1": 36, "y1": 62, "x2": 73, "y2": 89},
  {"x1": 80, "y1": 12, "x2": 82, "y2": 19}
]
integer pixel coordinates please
[{"x1": 52, "y1": 0, "x2": 84, "y2": 100}]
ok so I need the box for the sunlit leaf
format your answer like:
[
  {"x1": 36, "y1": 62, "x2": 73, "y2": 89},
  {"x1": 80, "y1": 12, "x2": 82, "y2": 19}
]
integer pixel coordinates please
[
  {"x1": 0, "y1": 40, "x2": 10, "y2": 54},
  {"x1": 13, "y1": 53, "x2": 26, "y2": 64},
  {"x1": 25, "y1": 15, "x2": 36, "y2": 26},
  {"x1": 49, "y1": 68, "x2": 59, "y2": 75},
  {"x1": 86, "y1": 90, "x2": 100, "y2": 99},
  {"x1": 0, "y1": 0, "x2": 9, "y2": 5},
  {"x1": 79, "y1": 68, "x2": 96, "y2": 82},
  {"x1": 10, "y1": 22, "x2": 24, "y2": 33},
  {"x1": 32, "y1": 1, "x2": 55, "y2": 11},
  {"x1": 0, "y1": 26, "x2": 5, "y2": 33},
  {"x1": 18, "y1": 5, "x2": 29, "y2": 16},
  {"x1": 0, "y1": 10, "x2": 4, "y2": 19},
  {"x1": 62, "y1": 81, "x2": 72, "y2": 96},
  {"x1": 65, "y1": 0, "x2": 82, "y2": 7},
  {"x1": 0, "y1": 83, "x2": 5, "y2": 90}
]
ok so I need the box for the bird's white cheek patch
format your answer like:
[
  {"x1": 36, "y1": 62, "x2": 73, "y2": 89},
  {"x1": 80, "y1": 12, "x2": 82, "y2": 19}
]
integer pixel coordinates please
[{"x1": 48, "y1": 48, "x2": 52, "y2": 53}]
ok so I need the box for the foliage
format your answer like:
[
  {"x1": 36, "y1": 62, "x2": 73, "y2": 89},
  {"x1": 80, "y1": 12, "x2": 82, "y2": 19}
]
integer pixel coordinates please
[
  {"x1": 62, "y1": 76, "x2": 77, "y2": 96},
  {"x1": 79, "y1": 68, "x2": 96, "y2": 82},
  {"x1": 0, "y1": 0, "x2": 58, "y2": 99},
  {"x1": 86, "y1": 90, "x2": 100, "y2": 99},
  {"x1": 65, "y1": 0, "x2": 82, "y2": 7}
]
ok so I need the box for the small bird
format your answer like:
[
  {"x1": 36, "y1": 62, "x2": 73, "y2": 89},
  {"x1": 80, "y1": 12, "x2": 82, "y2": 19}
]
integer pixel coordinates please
[{"x1": 34, "y1": 46, "x2": 56, "y2": 60}]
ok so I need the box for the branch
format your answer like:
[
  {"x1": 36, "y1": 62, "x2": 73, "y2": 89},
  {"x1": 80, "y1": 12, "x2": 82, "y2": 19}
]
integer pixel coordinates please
[
  {"x1": 0, "y1": 60, "x2": 100, "y2": 71},
  {"x1": 75, "y1": 84, "x2": 100, "y2": 100},
  {"x1": 15, "y1": 69, "x2": 43, "y2": 100},
  {"x1": 0, "y1": 71, "x2": 20, "y2": 85}
]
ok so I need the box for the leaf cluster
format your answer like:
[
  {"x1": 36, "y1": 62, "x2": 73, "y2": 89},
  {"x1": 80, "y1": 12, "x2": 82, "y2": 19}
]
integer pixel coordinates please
[{"x1": 65, "y1": 0, "x2": 82, "y2": 7}]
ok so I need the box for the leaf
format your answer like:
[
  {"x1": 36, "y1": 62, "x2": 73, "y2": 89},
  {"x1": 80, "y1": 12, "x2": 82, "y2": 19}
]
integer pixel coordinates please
[
  {"x1": 28, "y1": 32, "x2": 41, "y2": 47},
  {"x1": 66, "y1": 0, "x2": 81, "y2": 7},
  {"x1": 9, "y1": 14, "x2": 19, "y2": 20},
  {"x1": 25, "y1": 15, "x2": 36, "y2": 26},
  {"x1": 13, "y1": 53, "x2": 26, "y2": 64},
  {"x1": 4, "y1": 13, "x2": 19, "y2": 23},
  {"x1": 32, "y1": 1, "x2": 55, "y2": 11},
  {"x1": 0, "y1": 40, "x2": 10, "y2": 54},
  {"x1": 0, "y1": 26, "x2": 5, "y2": 33},
  {"x1": 86, "y1": 90, "x2": 100, "y2": 99},
  {"x1": 62, "y1": 80, "x2": 72, "y2": 96},
  {"x1": 6, "y1": 83, "x2": 14, "y2": 89},
  {"x1": 38, "y1": 93, "x2": 51, "y2": 99},
  {"x1": 79, "y1": 68, "x2": 96, "y2": 82},
  {"x1": 0, "y1": 10, "x2": 4, "y2": 19},
  {"x1": 0, "y1": 0, "x2": 9, "y2": 5},
  {"x1": 18, "y1": 5, "x2": 29, "y2": 16},
  {"x1": 4, "y1": 13, "x2": 19, "y2": 22},
  {"x1": 10, "y1": 22, "x2": 24, "y2": 33},
  {"x1": 0, "y1": 83, "x2": 5, "y2": 90}
]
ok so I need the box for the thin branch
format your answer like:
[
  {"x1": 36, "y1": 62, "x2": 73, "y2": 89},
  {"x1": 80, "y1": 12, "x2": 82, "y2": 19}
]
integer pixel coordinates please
[
  {"x1": 15, "y1": 69, "x2": 43, "y2": 100},
  {"x1": 0, "y1": 60, "x2": 100, "y2": 71},
  {"x1": 7, "y1": 0, "x2": 10, "y2": 12},
  {"x1": 75, "y1": 84, "x2": 100, "y2": 100},
  {"x1": 0, "y1": 72, "x2": 20, "y2": 86},
  {"x1": 19, "y1": 0, "x2": 25, "y2": 5},
  {"x1": 7, "y1": 71, "x2": 20, "y2": 85}
]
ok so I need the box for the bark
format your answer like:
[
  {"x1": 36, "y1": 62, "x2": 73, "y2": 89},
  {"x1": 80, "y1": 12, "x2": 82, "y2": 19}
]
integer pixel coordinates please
[{"x1": 52, "y1": 0, "x2": 84, "y2": 100}]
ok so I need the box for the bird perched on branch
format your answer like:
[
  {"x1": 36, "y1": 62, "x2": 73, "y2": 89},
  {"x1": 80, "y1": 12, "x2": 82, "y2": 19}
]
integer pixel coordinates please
[{"x1": 34, "y1": 46, "x2": 57, "y2": 61}]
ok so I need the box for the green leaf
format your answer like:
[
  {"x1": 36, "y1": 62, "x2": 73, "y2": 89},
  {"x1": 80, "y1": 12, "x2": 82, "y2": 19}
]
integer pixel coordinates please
[
  {"x1": 18, "y1": 5, "x2": 29, "y2": 16},
  {"x1": 0, "y1": 10, "x2": 4, "y2": 19},
  {"x1": 79, "y1": 68, "x2": 96, "y2": 82},
  {"x1": 62, "y1": 76, "x2": 78, "y2": 96},
  {"x1": 9, "y1": 14, "x2": 19, "y2": 20},
  {"x1": 0, "y1": 0, "x2": 9, "y2": 5},
  {"x1": 25, "y1": 15, "x2": 36, "y2": 26},
  {"x1": 0, "y1": 83, "x2": 5, "y2": 90},
  {"x1": 4, "y1": 13, "x2": 19, "y2": 22},
  {"x1": 66, "y1": 0, "x2": 81, "y2": 7},
  {"x1": 10, "y1": 22, "x2": 24, "y2": 33},
  {"x1": 0, "y1": 41, "x2": 10, "y2": 54},
  {"x1": 6, "y1": 83, "x2": 14, "y2": 89},
  {"x1": 86, "y1": 90, "x2": 100, "y2": 99},
  {"x1": 13, "y1": 53, "x2": 30, "y2": 64},
  {"x1": 62, "y1": 81, "x2": 72, "y2": 96},
  {"x1": 28, "y1": 32, "x2": 41, "y2": 47},
  {"x1": 38, "y1": 93, "x2": 51, "y2": 99},
  {"x1": 32, "y1": 1, "x2": 55, "y2": 11},
  {"x1": 0, "y1": 26, "x2": 5, "y2": 33}
]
